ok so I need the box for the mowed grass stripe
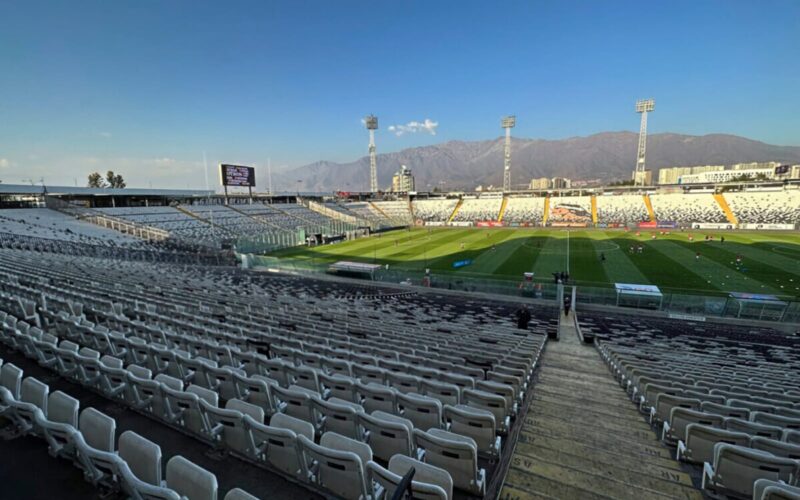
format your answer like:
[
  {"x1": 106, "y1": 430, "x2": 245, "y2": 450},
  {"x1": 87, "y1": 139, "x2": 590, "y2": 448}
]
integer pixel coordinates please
[
  {"x1": 649, "y1": 239, "x2": 781, "y2": 295},
  {"x1": 592, "y1": 232, "x2": 650, "y2": 285},
  {"x1": 374, "y1": 229, "x2": 475, "y2": 269},
  {"x1": 532, "y1": 233, "x2": 567, "y2": 278},
  {"x1": 494, "y1": 235, "x2": 547, "y2": 277},
  {"x1": 666, "y1": 240, "x2": 798, "y2": 296},
  {"x1": 566, "y1": 232, "x2": 608, "y2": 285},
  {"x1": 606, "y1": 235, "x2": 718, "y2": 293}
]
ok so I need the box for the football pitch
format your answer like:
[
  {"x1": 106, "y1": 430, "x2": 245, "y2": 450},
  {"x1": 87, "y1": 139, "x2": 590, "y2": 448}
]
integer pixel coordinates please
[{"x1": 268, "y1": 227, "x2": 800, "y2": 298}]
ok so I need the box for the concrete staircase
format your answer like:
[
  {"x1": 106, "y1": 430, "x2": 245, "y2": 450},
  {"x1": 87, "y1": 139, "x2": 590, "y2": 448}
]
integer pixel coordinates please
[
  {"x1": 713, "y1": 193, "x2": 739, "y2": 225},
  {"x1": 542, "y1": 197, "x2": 551, "y2": 226},
  {"x1": 497, "y1": 196, "x2": 509, "y2": 222},
  {"x1": 643, "y1": 194, "x2": 657, "y2": 223},
  {"x1": 500, "y1": 312, "x2": 702, "y2": 500},
  {"x1": 447, "y1": 199, "x2": 464, "y2": 223}
]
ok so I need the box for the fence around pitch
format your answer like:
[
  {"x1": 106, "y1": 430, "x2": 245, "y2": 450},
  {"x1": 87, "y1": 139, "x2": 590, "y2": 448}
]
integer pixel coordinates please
[{"x1": 247, "y1": 253, "x2": 799, "y2": 323}]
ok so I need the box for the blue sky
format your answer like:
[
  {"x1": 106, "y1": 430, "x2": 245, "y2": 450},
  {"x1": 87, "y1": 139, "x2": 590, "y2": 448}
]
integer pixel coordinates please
[{"x1": 1, "y1": 0, "x2": 798, "y2": 188}]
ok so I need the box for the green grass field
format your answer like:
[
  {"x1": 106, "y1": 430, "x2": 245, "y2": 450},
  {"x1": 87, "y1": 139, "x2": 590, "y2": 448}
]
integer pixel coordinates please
[{"x1": 268, "y1": 227, "x2": 800, "y2": 298}]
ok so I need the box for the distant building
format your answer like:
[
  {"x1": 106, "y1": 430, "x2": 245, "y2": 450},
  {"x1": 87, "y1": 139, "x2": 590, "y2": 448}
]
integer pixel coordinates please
[
  {"x1": 550, "y1": 177, "x2": 572, "y2": 189},
  {"x1": 391, "y1": 165, "x2": 415, "y2": 193},
  {"x1": 679, "y1": 168, "x2": 775, "y2": 184},
  {"x1": 732, "y1": 161, "x2": 781, "y2": 171},
  {"x1": 631, "y1": 170, "x2": 653, "y2": 185},
  {"x1": 529, "y1": 177, "x2": 550, "y2": 190},
  {"x1": 658, "y1": 165, "x2": 724, "y2": 185}
]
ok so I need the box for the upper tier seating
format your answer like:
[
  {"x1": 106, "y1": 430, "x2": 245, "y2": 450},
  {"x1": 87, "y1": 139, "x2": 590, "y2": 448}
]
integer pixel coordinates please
[
  {"x1": 596, "y1": 194, "x2": 650, "y2": 224},
  {"x1": 649, "y1": 193, "x2": 727, "y2": 223},
  {"x1": 452, "y1": 197, "x2": 502, "y2": 222},
  {"x1": 502, "y1": 197, "x2": 544, "y2": 224},
  {"x1": 411, "y1": 199, "x2": 459, "y2": 222},
  {"x1": 725, "y1": 190, "x2": 800, "y2": 225}
]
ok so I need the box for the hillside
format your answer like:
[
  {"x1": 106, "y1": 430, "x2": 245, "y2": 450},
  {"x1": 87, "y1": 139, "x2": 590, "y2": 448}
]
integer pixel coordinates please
[{"x1": 275, "y1": 132, "x2": 800, "y2": 191}]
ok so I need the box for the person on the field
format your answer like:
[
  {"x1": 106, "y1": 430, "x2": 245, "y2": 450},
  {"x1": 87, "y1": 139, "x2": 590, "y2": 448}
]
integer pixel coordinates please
[
  {"x1": 515, "y1": 306, "x2": 531, "y2": 330},
  {"x1": 721, "y1": 235, "x2": 725, "y2": 244},
  {"x1": 600, "y1": 252, "x2": 606, "y2": 262}
]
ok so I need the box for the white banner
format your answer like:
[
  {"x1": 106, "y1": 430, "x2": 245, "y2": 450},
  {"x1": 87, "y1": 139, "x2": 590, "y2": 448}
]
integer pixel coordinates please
[
  {"x1": 449, "y1": 221, "x2": 473, "y2": 227},
  {"x1": 739, "y1": 223, "x2": 795, "y2": 230},
  {"x1": 691, "y1": 223, "x2": 735, "y2": 230},
  {"x1": 424, "y1": 221, "x2": 445, "y2": 227}
]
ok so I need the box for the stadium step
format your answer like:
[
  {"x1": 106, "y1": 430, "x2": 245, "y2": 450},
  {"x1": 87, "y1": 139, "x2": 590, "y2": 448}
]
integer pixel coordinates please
[
  {"x1": 542, "y1": 196, "x2": 550, "y2": 225},
  {"x1": 497, "y1": 196, "x2": 509, "y2": 222},
  {"x1": 500, "y1": 313, "x2": 703, "y2": 500},
  {"x1": 226, "y1": 204, "x2": 286, "y2": 230},
  {"x1": 713, "y1": 192, "x2": 739, "y2": 224},
  {"x1": 591, "y1": 195, "x2": 598, "y2": 225},
  {"x1": 643, "y1": 194, "x2": 657, "y2": 222},
  {"x1": 447, "y1": 198, "x2": 464, "y2": 223}
]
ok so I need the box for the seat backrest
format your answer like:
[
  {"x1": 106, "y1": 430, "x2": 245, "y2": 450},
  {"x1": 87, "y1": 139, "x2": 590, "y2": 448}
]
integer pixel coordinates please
[
  {"x1": 223, "y1": 488, "x2": 259, "y2": 500},
  {"x1": 367, "y1": 461, "x2": 448, "y2": 500},
  {"x1": 358, "y1": 411, "x2": 413, "y2": 461},
  {"x1": 420, "y1": 379, "x2": 461, "y2": 406},
  {"x1": 166, "y1": 456, "x2": 218, "y2": 500},
  {"x1": 751, "y1": 436, "x2": 800, "y2": 461},
  {"x1": 119, "y1": 431, "x2": 162, "y2": 486},
  {"x1": 48, "y1": 391, "x2": 79, "y2": 426},
  {"x1": 752, "y1": 412, "x2": 800, "y2": 431},
  {"x1": 1, "y1": 363, "x2": 22, "y2": 399},
  {"x1": 271, "y1": 412, "x2": 314, "y2": 439},
  {"x1": 443, "y1": 404, "x2": 497, "y2": 455},
  {"x1": 669, "y1": 407, "x2": 724, "y2": 442},
  {"x1": 683, "y1": 424, "x2": 751, "y2": 465},
  {"x1": 21, "y1": 376, "x2": 49, "y2": 413},
  {"x1": 389, "y1": 454, "x2": 454, "y2": 500},
  {"x1": 712, "y1": 443, "x2": 799, "y2": 498},
  {"x1": 227, "y1": 398, "x2": 265, "y2": 424},
  {"x1": 701, "y1": 401, "x2": 750, "y2": 420},
  {"x1": 79, "y1": 407, "x2": 116, "y2": 452},
  {"x1": 357, "y1": 382, "x2": 397, "y2": 414},
  {"x1": 397, "y1": 392, "x2": 442, "y2": 431},
  {"x1": 413, "y1": 428, "x2": 482, "y2": 495},
  {"x1": 298, "y1": 434, "x2": 369, "y2": 500},
  {"x1": 753, "y1": 478, "x2": 800, "y2": 500},
  {"x1": 725, "y1": 418, "x2": 784, "y2": 440}
]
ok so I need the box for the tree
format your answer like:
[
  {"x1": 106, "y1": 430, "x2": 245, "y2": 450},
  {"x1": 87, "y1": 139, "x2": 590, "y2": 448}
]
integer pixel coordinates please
[
  {"x1": 106, "y1": 170, "x2": 126, "y2": 189},
  {"x1": 87, "y1": 172, "x2": 106, "y2": 188}
]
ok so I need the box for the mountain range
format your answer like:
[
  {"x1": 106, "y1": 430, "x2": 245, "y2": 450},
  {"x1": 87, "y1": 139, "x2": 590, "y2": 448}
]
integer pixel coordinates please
[{"x1": 273, "y1": 132, "x2": 800, "y2": 192}]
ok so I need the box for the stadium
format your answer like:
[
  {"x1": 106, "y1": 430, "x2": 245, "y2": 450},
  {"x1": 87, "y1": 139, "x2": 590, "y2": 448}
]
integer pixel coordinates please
[
  {"x1": 0, "y1": 170, "x2": 799, "y2": 500},
  {"x1": 3, "y1": 3, "x2": 800, "y2": 500}
]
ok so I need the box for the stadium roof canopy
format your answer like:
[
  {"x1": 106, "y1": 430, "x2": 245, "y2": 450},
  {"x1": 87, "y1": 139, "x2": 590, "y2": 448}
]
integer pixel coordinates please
[{"x1": 0, "y1": 183, "x2": 214, "y2": 196}]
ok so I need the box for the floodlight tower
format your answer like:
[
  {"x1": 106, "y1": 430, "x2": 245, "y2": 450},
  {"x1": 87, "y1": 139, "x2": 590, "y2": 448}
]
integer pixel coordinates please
[
  {"x1": 501, "y1": 116, "x2": 516, "y2": 192},
  {"x1": 365, "y1": 115, "x2": 379, "y2": 193},
  {"x1": 634, "y1": 98, "x2": 655, "y2": 186}
]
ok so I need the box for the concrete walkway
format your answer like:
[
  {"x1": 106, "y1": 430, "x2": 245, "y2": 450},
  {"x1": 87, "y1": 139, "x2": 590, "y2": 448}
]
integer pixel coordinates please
[{"x1": 499, "y1": 311, "x2": 702, "y2": 500}]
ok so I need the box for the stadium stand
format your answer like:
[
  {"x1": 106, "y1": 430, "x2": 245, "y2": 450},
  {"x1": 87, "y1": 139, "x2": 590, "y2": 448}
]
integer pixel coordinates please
[
  {"x1": 0, "y1": 208, "x2": 141, "y2": 246},
  {"x1": 590, "y1": 313, "x2": 800, "y2": 500},
  {"x1": 725, "y1": 190, "x2": 800, "y2": 225},
  {"x1": 649, "y1": 193, "x2": 728, "y2": 224},
  {"x1": 501, "y1": 196, "x2": 545, "y2": 224},
  {"x1": 452, "y1": 197, "x2": 502, "y2": 222},
  {"x1": 371, "y1": 201, "x2": 414, "y2": 226},
  {"x1": 412, "y1": 199, "x2": 460, "y2": 222},
  {"x1": 0, "y1": 244, "x2": 551, "y2": 499},
  {"x1": 595, "y1": 194, "x2": 650, "y2": 224}
]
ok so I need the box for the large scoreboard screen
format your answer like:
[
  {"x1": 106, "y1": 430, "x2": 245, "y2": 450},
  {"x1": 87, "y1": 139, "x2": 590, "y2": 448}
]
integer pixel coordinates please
[{"x1": 220, "y1": 164, "x2": 256, "y2": 187}]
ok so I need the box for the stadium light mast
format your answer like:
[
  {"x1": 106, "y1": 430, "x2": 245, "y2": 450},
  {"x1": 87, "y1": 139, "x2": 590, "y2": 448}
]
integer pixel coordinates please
[
  {"x1": 365, "y1": 115, "x2": 379, "y2": 193},
  {"x1": 634, "y1": 98, "x2": 655, "y2": 186},
  {"x1": 501, "y1": 116, "x2": 516, "y2": 192}
]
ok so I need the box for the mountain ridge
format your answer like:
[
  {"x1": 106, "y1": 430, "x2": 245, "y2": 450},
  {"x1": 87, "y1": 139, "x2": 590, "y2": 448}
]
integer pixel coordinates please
[{"x1": 273, "y1": 132, "x2": 800, "y2": 191}]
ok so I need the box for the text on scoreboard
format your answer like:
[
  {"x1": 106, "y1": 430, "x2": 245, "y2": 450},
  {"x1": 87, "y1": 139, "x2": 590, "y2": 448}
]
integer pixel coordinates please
[{"x1": 220, "y1": 164, "x2": 256, "y2": 187}]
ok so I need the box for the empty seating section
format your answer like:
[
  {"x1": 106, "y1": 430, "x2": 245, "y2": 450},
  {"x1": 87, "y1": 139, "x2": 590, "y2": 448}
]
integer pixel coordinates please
[
  {"x1": 412, "y1": 199, "x2": 459, "y2": 222},
  {"x1": 502, "y1": 197, "x2": 544, "y2": 224},
  {"x1": 452, "y1": 197, "x2": 502, "y2": 222},
  {"x1": 596, "y1": 194, "x2": 649, "y2": 224},
  {"x1": 725, "y1": 190, "x2": 800, "y2": 225},
  {"x1": 344, "y1": 202, "x2": 394, "y2": 227},
  {"x1": 547, "y1": 196, "x2": 593, "y2": 224},
  {"x1": 0, "y1": 246, "x2": 550, "y2": 498},
  {"x1": 0, "y1": 209, "x2": 139, "y2": 246},
  {"x1": 372, "y1": 201, "x2": 414, "y2": 226},
  {"x1": 649, "y1": 193, "x2": 727, "y2": 223},
  {"x1": 591, "y1": 313, "x2": 800, "y2": 499}
]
